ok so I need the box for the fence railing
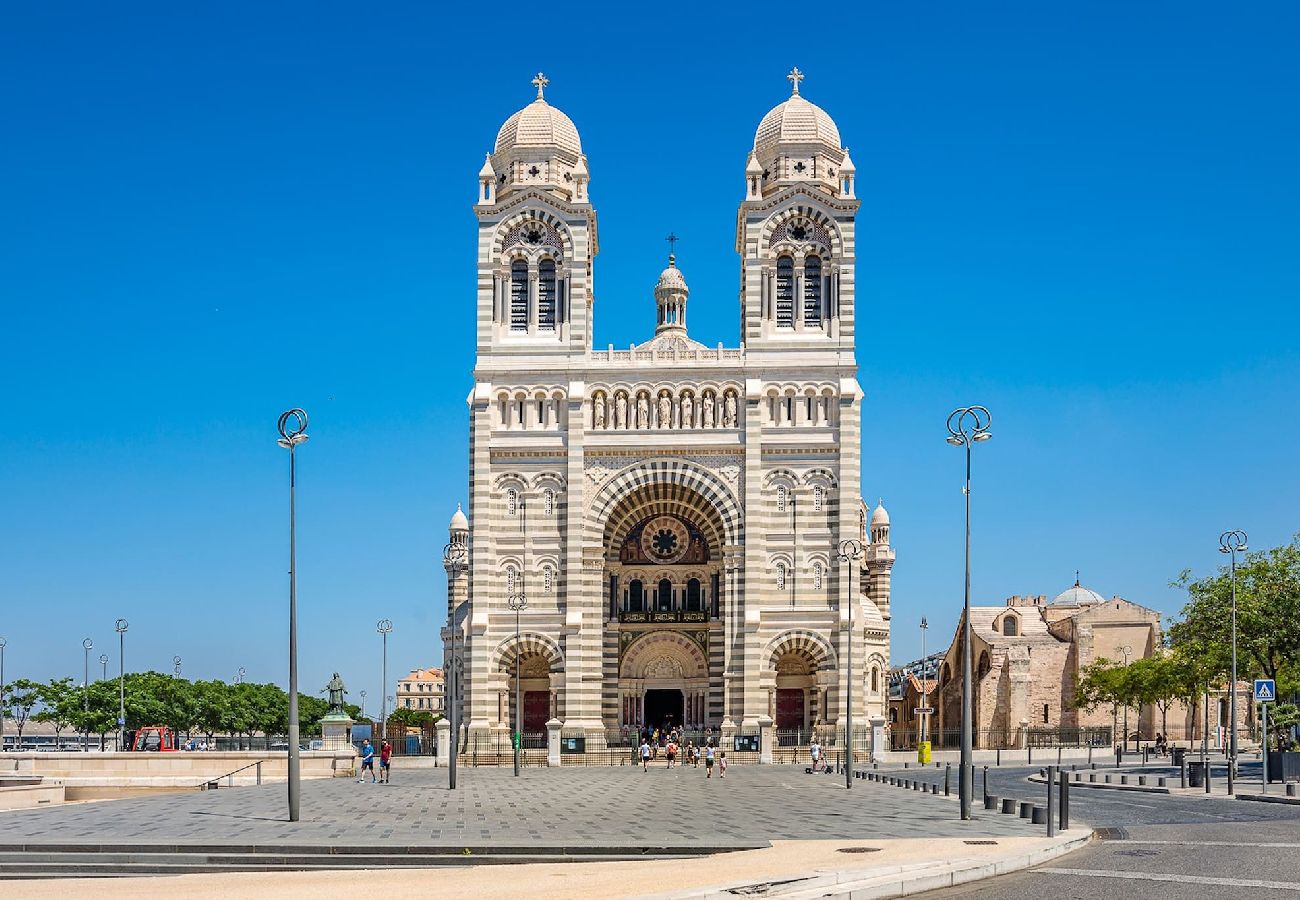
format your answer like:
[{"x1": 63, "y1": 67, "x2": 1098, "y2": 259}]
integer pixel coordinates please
[{"x1": 887, "y1": 726, "x2": 1113, "y2": 750}]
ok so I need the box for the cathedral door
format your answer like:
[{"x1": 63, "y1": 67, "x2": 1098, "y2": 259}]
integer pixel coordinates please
[
  {"x1": 523, "y1": 691, "x2": 550, "y2": 733},
  {"x1": 644, "y1": 689, "x2": 684, "y2": 732},
  {"x1": 775, "y1": 688, "x2": 805, "y2": 730}
]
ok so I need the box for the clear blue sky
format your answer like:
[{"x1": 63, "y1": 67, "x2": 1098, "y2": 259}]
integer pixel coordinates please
[{"x1": 3, "y1": 2, "x2": 1297, "y2": 705}]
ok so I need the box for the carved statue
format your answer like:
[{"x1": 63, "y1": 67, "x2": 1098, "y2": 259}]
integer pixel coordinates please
[
  {"x1": 636, "y1": 394, "x2": 649, "y2": 429},
  {"x1": 593, "y1": 394, "x2": 606, "y2": 429},
  {"x1": 680, "y1": 394, "x2": 693, "y2": 429},
  {"x1": 658, "y1": 393, "x2": 672, "y2": 428},
  {"x1": 616, "y1": 393, "x2": 627, "y2": 429},
  {"x1": 702, "y1": 394, "x2": 715, "y2": 429},
  {"x1": 322, "y1": 672, "x2": 348, "y2": 715},
  {"x1": 723, "y1": 392, "x2": 738, "y2": 428}
]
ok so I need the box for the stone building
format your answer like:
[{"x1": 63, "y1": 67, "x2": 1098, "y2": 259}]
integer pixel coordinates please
[
  {"x1": 442, "y1": 70, "x2": 893, "y2": 746},
  {"x1": 395, "y1": 667, "x2": 445, "y2": 716}
]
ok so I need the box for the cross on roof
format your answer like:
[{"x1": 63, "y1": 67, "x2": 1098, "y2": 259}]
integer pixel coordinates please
[
  {"x1": 787, "y1": 67, "x2": 804, "y2": 96},
  {"x1": 665, "y1": 232, "x2": 679, "y2": 256},
  {"x1": 532, "y1": 72, "x2": 549, "y2": 100}
]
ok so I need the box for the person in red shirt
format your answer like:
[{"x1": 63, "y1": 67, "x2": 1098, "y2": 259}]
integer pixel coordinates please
[{"x1": 379, "y1": 739, "x2": 393, "y2": 783}]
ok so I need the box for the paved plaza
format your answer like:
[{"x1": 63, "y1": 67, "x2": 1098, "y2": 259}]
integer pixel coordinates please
[{"x1": 0, "y1": 765, "x2": 1037, "y2": 849}]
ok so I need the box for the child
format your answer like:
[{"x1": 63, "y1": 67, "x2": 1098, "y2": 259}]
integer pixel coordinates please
[{"x1": 719, "y1": 751, "x2": 728, "y2": 778}]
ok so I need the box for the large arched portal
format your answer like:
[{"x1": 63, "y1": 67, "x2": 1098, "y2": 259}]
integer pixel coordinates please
[{"x1": 595, "y1": 471, "x2": 737, "y2": 732}]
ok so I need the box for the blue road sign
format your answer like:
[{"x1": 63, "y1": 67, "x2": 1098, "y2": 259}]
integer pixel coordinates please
[{"x1": 1253, "y1": 679, "x2": 1276, "y2": 702}]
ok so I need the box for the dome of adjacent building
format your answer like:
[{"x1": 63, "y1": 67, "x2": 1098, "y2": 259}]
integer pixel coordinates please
[
  {"x1": 494, "y1": 95, "x2": 582, "y2": 157},
  {"x1": 754, "y1": 95, "x2": 841, "y2": 152},
  {"x1": 1051, "y1": 581, "x2": 1105, "y2": 607},
  {"x1": 449, "y1": 503, "x2": 468, "y2": 531},
  {"x1": 870, "y1": 502, "x2": 890, "y2": 526}
]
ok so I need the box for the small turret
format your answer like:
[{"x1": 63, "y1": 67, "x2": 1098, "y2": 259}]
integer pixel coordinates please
[{"x1": 478, "y1": 154, "x2": 496, "y2": 205}]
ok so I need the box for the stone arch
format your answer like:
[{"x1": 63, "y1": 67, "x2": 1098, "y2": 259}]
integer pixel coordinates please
[
  {"x1": 492, "y1": 211, "x2": 573, "y2": 261},
  {"x1": 494, "y1": 631, "x2": 565, "y2": 673},
  {"x1": 589, "y1": 458, "x2": 741, "y2": 551},
  {"x1": 620, "y1": 631, "x2": 707, "y2": 679},
  {"x1": 759, "y1": 203, "x2": 845, "y2": 258},
  {"x1": 765, "y1": 629, "x2": 838, "y2": 673}
]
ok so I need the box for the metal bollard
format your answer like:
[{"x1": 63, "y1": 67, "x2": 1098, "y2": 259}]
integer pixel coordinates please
[
  {"x1": 1180, "y1": 759, "x2": 1187, "y2": 789},
  {"x1": 996, "y1": 747, "x2": 1001, "y2": 767},
  {"x1": 1059, "y1": 768, "x2": 1070, "y2": 831},
  {"x1": 1057, "y1": 747, "x2": 1062, "y2": 765},
  {"x1": 1046, "y1": 765, "x2": 1057, "y2": 836},
  {"x1": 983, "y1": 765, "x2": 990, "y2": 806},
  {"x1": 1027, "y1": 744, "x2": 1033, "y2": 765},
  {"x1": 1115, "y1": 746, "x2": 1122, "y2": 768},
  {"x1": 1143, "y1": 746, "x2": 1149, "y2": 764},
  {"x1": 944, "y1": 763, "x2": 951, "y2": 796},
  {"x1": 1088, "y1": 744, "x2": 1093, "y2": 766},
  {"x1": 1001, "y1": 797, "x2": 1016, "y2": 814},
  {"x1": 256, "y1": 761, "x2": 262, "y2": 785},
  {"x1": 985, "y1": 793, "x2": 998, "y2": 810}
]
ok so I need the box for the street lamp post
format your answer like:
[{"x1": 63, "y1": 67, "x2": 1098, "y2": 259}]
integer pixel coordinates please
[
  {"x1": 0, "y1": 637, "x2": 7, "y2": 752},
  {"x1": 442, "y1": 540, "x2": 469, "y2": 790},
  {"x1": 277, "y1": 407, "x2": 309, "y2": 823},
  {"x1": 837, "y1": 539, "x2": 863, "y2": 789},
  {"x1": 114, "y1": 619, "x2": 129, "y2": 751},
  {"x1": 1118, "y1": 645, "x2": 1133, "y2": 752},
  {"x1": 82, "y1": 639, "x2": 93, "y2": 752},
  {"x1": 360, "y1": 690, "x2": 367, "y2": 719},
  {"x1": 377, "y1": 619, "x2": 393, "y2": 741},
  {"x1": 236, "y1": 667, "x2": 245, "y2": 685},
  {"x1": 946, "y1": 405, "x2": 992, "y2": 821},
  {"x1": 99, "y1": 653, "x2": 108, "y2": 680},
  {"x1": 507, "y1": 587, "x2": 528, "y2": 777},
  {"x1": 173, "y1": 656, "x2": 182, "y2": 678},
  {"x1": 1220, "y1": 529, "x2": 1248, "y2": 792},
  {"x1": 919, "y1": 617, "x2": 929, "y2": 745}
]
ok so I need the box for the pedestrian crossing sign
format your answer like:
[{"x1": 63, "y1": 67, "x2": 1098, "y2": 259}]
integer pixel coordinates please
[{"x1": 1253, "y1": 679, "x2": 1276, "y2": 702}]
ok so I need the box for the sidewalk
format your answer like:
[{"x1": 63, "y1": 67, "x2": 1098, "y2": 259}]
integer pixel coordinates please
[{"x1": 7, "y1": 832, "x2": 1094, "y2": 899}]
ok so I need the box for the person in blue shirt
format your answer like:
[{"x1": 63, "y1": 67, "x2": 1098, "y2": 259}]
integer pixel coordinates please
[{"x1": 357, "y1": 739, "x2": 377, "y2": 783}]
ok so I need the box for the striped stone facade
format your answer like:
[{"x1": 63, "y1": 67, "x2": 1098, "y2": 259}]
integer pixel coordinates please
[{"x1": 443, "y1": 73, "x2": 894, "y2": 743}]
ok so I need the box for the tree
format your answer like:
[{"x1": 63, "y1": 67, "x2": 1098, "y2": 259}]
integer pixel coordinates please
[
  {"x1": 1075, "y1": 658, "x2": 1124, "y2": 744},
  {"x1": 6, "y1": 679, "x2": 42, "y2": 743},
  {"x1": 388, "y1": 707, "x2": 433, "y2": 729},
  {"x1": 1128, "y1": 656, "x2": 1181, "y2": 740},
  {"x1": 33, "y1": 677, "x2": 77, "y2": 746}
]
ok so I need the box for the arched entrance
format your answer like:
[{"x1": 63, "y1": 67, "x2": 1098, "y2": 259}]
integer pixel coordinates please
[{"x1": 618, "y1": 631, "x2": 709, "y2": 732}]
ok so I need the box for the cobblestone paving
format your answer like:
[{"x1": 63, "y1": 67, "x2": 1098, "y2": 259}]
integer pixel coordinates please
[{"x1": 0, "y1": 765, "x2": 1035, "y2": 848}]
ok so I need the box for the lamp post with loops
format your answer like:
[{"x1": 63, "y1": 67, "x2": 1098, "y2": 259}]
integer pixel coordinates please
[
  {"x1": 442, "y1": 538, "x2": 469, "y2": 790},
  {"x1": 236, "y1": 667, "x2": 246, "y2": 685},
  {"x1": 507, "y1": 586, "x2": 528, "y2": 777},
  {"x1": 276, "y1": 407, "x2": 309, "y2": 822},
  {"x1": 114, "y1": 619, "x2": 129, "y2": 751},
  {"x1": 1219, "y1": 529, "x2": 1248, "y2": 793},
  {"x1": 173, "y1": 656, "x2": 182, "y2": 678},
  {"x1": 1118, "y1": 645, "x2": 1133, "y2": 752},
  {"x1": 1, "y1": 637, "x2": 7, "y2": 752},
  {"x1": 360, "y1": 690, "x2": 367, "y2": 719},
  {"x1": 377, "y1": 619, "x2": 393, "y2": 741},
  {"x1": 82, "y1": 639, "x2": 94, "y2": 751},
  {"x1": 837, "y1": 539, "x2": 863, "y2": 789},
  {"x1": 945, "y1": 405, "x2": 992, "y2": 821},
  {"x1": 99, "y1": 653, "x2": 108, "y2": 680}
]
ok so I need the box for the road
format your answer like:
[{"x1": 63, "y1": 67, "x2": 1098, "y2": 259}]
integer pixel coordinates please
[{"x1": 893, "y1": 762, "x2": 1300, "y2": 898}]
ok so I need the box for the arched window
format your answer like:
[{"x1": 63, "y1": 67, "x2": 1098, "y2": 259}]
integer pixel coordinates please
[
  {"x1": 538, "y1": 259, "x2": 557, "y2": 331},
  {"x1": 506, "y1": 488, "x2": 518, "y2": 516},
  {"x1": 686, "y1": 578, "x2": 702, "y2": 611},
  {"x1": 628, "y1": 579, "x2": 644, "y2": 612},
  {"x1": 509, "y1": 259, "x2": 528, "y2": 332},
  {"x1": 775, "y1": 562, "x2": 787, "y2": 590},
  {"x1": 775, "y1": 256, "x2": 794, "y2": 327},
  {"x1": 776, "y1": 484, "x2": 787, "y2": 512},
  {"x1": 1002, "y1": 616, "x2": 1018, "y2": 637},
  {"x1": 871, "y1": 666, "x2": 879, "y2": 693},
  {"x1": 505, "y1": 565, "x2": 518, "y2": 595},
  {"x1": 803, "y1": 255, "x2": 822, "y2": 325},
  {"x1": 812, "y1": 561, "x2": 823, "y2": 590},
  {"x1": 543, "y1": 566, "x2": 554, "y2": 593},
  {"x1": 657, "y1": 578, "x2": 673, "y2": 611},
  {"x1": 812, "y1": 485, "x2": 824, "y2": 511},
  {"x1": 543, "y1": 489, "x2": 555, "y2": 516}
]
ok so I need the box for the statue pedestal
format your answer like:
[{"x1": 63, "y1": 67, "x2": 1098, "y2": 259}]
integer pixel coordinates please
[{"x1": 320, "y1": 714, "x2": 355, "y2": 752}]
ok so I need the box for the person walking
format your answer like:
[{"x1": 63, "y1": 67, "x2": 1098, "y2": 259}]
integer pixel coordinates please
[
  {"x1": 718, "y1": 751, "x2": 728, "y2": 778},
  {"x1": 704, "y1": 743, "x2": 715, "y2": 778},
  {"x1": 640, "y1": 739, "x2": 652, "y2": 772},
  {"x1": 379, "y1": 739, "x2": 392, "y2": 783},
  {"x1": 810, "y1": 739, "x2": 821, "y2": 772},
  {"x1": 666, "y1": 739, "x2": 677, "y2": 769},
  {"x1": 357, "y1": 739, "x2": 377, "y2": 783}
]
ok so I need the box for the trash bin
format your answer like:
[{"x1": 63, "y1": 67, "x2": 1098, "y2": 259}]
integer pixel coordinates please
[
  {"x1": 1172, "y1": 747, "x2": 1186, "y2": 767},
  {"x1": 1188, "y1": 761, "x2": 1205, "y2": 788}
]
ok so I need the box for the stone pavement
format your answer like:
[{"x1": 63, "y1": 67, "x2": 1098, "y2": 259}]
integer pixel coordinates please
[{"x1": 0, "y1": 764, "x2": 1039, "y2": 848}]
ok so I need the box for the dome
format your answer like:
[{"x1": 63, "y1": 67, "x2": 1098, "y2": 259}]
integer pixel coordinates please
[
  {"x1": 870, "y1": 502, "x2": 890, "y2": 526},
  {"x1": 1051, "y1": 581, "x2": 1105, "y2": 607},
  {"x1": 655, "y1": 256, "x2": 688, "y2": 292},
  {"x1": 449, "y1": 503, "x2": 468, "y2": 531},
  {"x1": 754, "y1": 95, "x2": 841, "y2": 152},
  {"x1": 494, "y1": 78, "x2": 582, "y2": 157}
]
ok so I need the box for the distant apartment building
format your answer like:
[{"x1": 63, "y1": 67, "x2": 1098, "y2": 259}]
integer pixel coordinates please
[{"x1": 396, "y1": 667, "x2": 445, "y2": 716}]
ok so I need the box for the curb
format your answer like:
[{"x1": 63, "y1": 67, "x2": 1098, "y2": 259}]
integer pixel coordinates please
[
  {"x1": 1236, "y1": 792, "x2": 1300, "y2": 806},
  {"x1": 1025, "y1": 774, "x2": 1170, "y2": 795},
  {"x1": 643, "y1": 830, "x2": 1094, "y2": 899}
]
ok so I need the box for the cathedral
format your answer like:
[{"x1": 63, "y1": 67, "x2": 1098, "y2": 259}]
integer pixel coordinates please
[{"x1": 443, "y1": 70, "x2": 894, "y2": 747}]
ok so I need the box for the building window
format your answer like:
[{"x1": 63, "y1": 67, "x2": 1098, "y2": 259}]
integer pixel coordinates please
[
  {"x1": 509, "y1": 259, "x2": 528, "y2": 331},
  {"x1": 538, "y1": 259, "x2": 557, "y2": 331},
  {"x1": 657, "y1": 578, "x2": 673, "y2": 611},
  {"x1": 543, "y1": 488, "x2": 555, "y2": 516},
  {"x1": 813, "y1": 486, "x2": 824, "y2": 511},
  {"x1": 686, "y1": 578, "x2": 702, "y2": 611},
  {"x1": 1002, "y1": 616, "x2": 1018, "y2": 637},
  {"x1": 775, "y1": 256, "x2": 794, "y2": 327},
  {"x1": 1043, "y1": 704, "x2": 1050, "y2": 724},
  {"x1": 776, "y1": 485, "x2": 787, "y2": 512},
  {"x1": 775, "y1": 562, "x2": 787, "y2": 591},
  {"x1": 506, "y1": 488, "x2": 518, "y2": 516},
  {"x1": 543, "y1": 566, "x2": 554, "y2": 593},
  {"x1": 803, "y1": 255, "x2": 822, "y2": 325},
  {"x1": 871, "y1": 667, "x2": 879, "y2": 692},
  {"x1": 812, "y1": 561, "x2": 823, "y2": 589},
  {"x1": 506, "y1": 565, "x2": 518, "y2": 595},
  {"x1": 628, "y1": 579, "x2": 644, "y2": 612}
]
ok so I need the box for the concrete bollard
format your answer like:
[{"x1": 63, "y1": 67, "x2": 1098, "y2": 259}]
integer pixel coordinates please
[
  {"x1": 1031, "y1": 805, "x2": 1047, "y2": 825},
  {"x1": 1285, "y1": 783, "x2": 1296, "y2": 797},
  {"x1": 985, "y1": 794, "x2": 998, "y2": 810},
  {"x1": 1138, "y1": 775, "x2": 1147, "y2": 786},
  {"x1": 931, "y1": 783, "x2": 940, "y2": 794},
  {"x1": 1019, "y1": 801, "x2": 1034, "y2": 818},
  {"x1": 913, "y1": 781, "x2": 921, "y2": 791},
  {"x1": 1001, "y1": 798, "x2": 1017, "y2": 814},
  {"x1": 1120, "y1": 775, "x2": 1129, "y2": 785},
  {"x1": 1089, "y1": 773, "x2": 1098, "y2": 782},
  {"x1": 1104, "y1": 774, "x2": 1113, "y2": 784},
  {"x1": 1073, "y1": 772, "x2": 1081, "y2": 781},
  {"x1": 1158, "y1": 777, "x2": 1167, "y2": 787}
]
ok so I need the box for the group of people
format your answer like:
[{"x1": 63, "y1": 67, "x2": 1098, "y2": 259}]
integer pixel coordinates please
[
  {"x1": 639, "y1": 736, "x2": 727, "y2": 778},
  {"x1": 357, "y1": 738, "x2": 393, "y2": 783}
]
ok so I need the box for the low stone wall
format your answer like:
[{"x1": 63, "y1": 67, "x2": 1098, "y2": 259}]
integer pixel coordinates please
[
  {"x1": 0, "y1": 780, "x2": 66, "y2": 810},
  {"x1": 0, "y1": 750, "x2": 355, "y2": 788}
]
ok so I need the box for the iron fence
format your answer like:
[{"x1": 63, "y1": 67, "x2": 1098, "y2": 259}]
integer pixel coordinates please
[{"x1": 887, "y1": 726, "x2": 1113, "y2": 750}]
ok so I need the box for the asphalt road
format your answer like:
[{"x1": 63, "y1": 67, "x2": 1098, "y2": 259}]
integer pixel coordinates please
[{"x1": 893, "y1": 762, "x2": 1300, "y2": 898}]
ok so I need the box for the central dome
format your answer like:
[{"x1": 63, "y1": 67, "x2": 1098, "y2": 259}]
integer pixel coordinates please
[
  {"x1": 1050, "y1": 581, "x2": 1106, "y2": 608},
  {"x1": 495, "y1": 98, "x2": 582, "y2": 156},
  {"x1": 754, "y1": 94, "x2": 841, "y2": 151}
]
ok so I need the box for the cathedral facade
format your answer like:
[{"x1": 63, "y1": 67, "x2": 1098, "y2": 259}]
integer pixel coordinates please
[{"x1": 444, "y1": 71, "x2": 894, "y2": 744}]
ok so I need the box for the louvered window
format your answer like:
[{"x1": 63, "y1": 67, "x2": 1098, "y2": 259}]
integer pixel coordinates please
[
  {"x1": 509, "y1": 260, "x2": 528, "y2": 331},
  {"x1": 803, "y1": 255, "x2": 822, "y2": 325},
  {"x1": 775, "y1": 256, "x2": 794, "y2": 327},
  {"x1": 538, "y1": 260, "x2": 556, "y2": 331}
]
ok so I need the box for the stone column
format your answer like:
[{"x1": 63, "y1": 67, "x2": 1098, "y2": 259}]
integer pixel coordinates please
[
  {"x1": 436, "y1": 718, "x2": 451, "y2": 766},
  {"x1": 546, "y1": 718, "x2": 562, "y2": 767},
  {"x1": 759, "y1": 715, "x2": 774, "y2": 764},
  {"x1": 869, "y1": 715, "x2": 886, "y2": 762}
]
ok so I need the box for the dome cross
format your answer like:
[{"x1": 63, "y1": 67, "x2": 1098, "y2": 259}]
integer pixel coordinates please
[
  {"x1": 787, "y1": 67, "x2": 804, "y2": 96},
  {"x1": 665, "y1": 231, "x2": 679, "y2": 262},
  {"x1": 532, "y1": 72, "x2": 549, "y2": 100}
]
